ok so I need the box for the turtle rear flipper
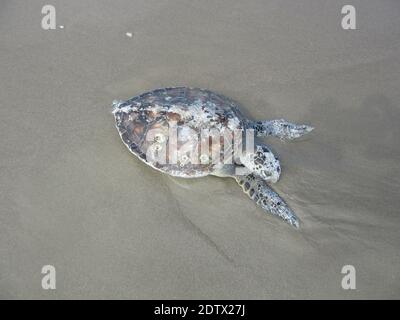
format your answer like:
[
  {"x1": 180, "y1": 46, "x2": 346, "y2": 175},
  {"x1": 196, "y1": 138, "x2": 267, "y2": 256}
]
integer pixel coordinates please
[{"x1": 236, "y1": 174, "x2": 300, "y2": 228}]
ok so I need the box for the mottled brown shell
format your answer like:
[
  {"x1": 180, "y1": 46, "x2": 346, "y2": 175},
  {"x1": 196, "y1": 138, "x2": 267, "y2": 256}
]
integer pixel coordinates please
[{"x1": 112, "y1": 87, "x2": 247, "y2": 177}]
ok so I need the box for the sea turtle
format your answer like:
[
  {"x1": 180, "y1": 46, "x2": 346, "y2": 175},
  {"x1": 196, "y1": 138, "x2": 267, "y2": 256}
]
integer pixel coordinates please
[{"x1": 112, "y1": 87, "x2": 313, "y2": 228}]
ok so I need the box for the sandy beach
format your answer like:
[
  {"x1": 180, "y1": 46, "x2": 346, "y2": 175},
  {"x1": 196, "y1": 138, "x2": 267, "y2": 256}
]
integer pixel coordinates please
[{"x1": 0, "y1": 0, "x2": 399, "y2": 299}]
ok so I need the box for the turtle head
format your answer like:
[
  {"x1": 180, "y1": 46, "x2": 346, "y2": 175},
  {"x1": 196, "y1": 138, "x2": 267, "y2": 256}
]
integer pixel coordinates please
[
  {"x1": 260, "y1": 151, "x2": 281, "y2": 183},
  {"x1": 239, "y1": 145, "x2": 281, "y2": 183}
]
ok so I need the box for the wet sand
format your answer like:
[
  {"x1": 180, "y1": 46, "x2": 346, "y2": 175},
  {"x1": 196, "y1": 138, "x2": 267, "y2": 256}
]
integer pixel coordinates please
[{"x1": 0, "y1": 0, "x2": 399, "y2": 299}]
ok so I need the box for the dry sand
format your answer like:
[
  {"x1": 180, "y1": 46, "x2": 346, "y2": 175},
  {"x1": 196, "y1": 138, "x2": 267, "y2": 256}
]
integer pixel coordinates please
[{"x1": 0, "y1": 0, "x2": 399, "y2": 299}]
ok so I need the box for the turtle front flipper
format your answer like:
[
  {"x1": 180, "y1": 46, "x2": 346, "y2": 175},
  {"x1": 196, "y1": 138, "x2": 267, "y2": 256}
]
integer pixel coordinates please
[
  {"x1": 251, "y1": 119, "x2": 313, "y2": 140},
  {"x1": 236, "y1": 174, "x2": 300, "y2": 228}
]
